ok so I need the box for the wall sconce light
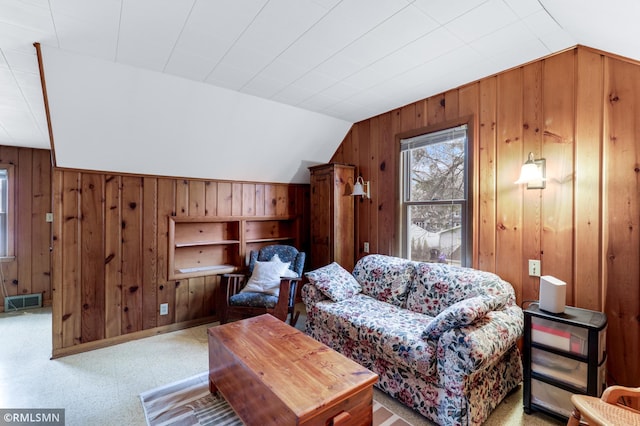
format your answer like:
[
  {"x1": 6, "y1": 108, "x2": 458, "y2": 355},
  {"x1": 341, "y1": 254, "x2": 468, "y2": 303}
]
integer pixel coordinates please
[
  {"x1": 515, "y1": 152, "x2": 546, "y2": 189},
  {"x1": 351, "y1": 176, "x2": 370, "y2": 198}
]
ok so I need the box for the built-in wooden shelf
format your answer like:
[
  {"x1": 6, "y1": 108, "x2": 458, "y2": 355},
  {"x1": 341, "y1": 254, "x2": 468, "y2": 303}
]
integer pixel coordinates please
[
  {"x1": 175, "y1": 240, "x2": 241, "y2": 248},
  {"x1": 168, "y1": 215, "x2": 300, "y2": 280}
]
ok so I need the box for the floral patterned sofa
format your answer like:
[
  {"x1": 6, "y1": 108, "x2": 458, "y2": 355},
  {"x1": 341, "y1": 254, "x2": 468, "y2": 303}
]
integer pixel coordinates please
[{"x1": 302, "y1": 254, "x2": 523, "y2": 426}]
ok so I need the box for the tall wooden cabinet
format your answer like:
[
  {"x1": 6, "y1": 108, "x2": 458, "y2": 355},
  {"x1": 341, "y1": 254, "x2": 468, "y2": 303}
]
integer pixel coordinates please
[{"x1": 308, "y1": 163, "x2": 355, "y2": 271}]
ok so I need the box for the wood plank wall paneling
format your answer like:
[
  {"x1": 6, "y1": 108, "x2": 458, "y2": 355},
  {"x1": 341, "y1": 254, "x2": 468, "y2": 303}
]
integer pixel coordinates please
[
  {"x1": 142, "y1": 177, "x2": 158, "y2": 329},
  {"x1": 574, "y1": 49, "x2": 604, "y2": 311},
  {"x1": 496, "y1": 67, "x2": 524, "y2": 301},
  {"x1": 121, "y1": 176, "x2": 143, "y2": 335},
  {"x1": 104, "y1": 175, "x2": 122, "y2": 338},
  {"x1": 80, "y1": 173, "x2": 105, "y2": 342},
  {"x1": 603, "y1": 56, "x2": 640, "y2": 386},
  {"x1": 61, "y1": 171, "x2": 81, "y2": 347},
  {"x1": 478, "y1": 77, "x2": 498, "y2": 272},
  {"x1": 156, "y1": 178, "x2": 176, "y2": 326},
  {"x1": 17, "y1": 149, "x2": 33, "y2": 296},
  {"x1": 541, "y1": 52, "x2": 575, "y2": 305},
  {"x1": 51, "y1": 170, "x2": 309, "y2": 356},
  {"x1": 521, "y1": 62, "x2": 543, "y2": 303},
  {"x1": 330, "y1": 46, "x2": 640, "y2": 386},
  {"x1": 0, "y1": 147, "x2": 52, "y2": 314}
]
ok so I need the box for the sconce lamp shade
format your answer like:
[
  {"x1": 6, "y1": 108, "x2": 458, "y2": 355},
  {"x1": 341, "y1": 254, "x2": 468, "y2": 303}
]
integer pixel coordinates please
[
  {"x1": 351, "y1": 176, "x2": 370, "y2": 198},
  {"x1": 351, "y1": 182, "x2": 365, "y2": 196},
  {"x1": 515, "y1": 152, "x2": 546, "y2": 189}
]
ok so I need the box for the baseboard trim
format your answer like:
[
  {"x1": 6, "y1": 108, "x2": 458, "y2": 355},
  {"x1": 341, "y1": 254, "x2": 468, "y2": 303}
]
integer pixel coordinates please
[{"x1": 51, "y1": 316, "x2": 218, "y2": 359}]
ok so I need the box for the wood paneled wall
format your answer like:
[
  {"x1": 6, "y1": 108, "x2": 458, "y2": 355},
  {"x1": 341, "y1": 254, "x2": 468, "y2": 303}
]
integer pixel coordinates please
[
  {"x1": 0, "y1": 147, "x2": 51, "y2": 312},
  {"x1": 332, "y1": 46, "x2": 640, "y2": 386},
  {"x1": 51, "y1": 169, "x2": 309, "y2": 356}
]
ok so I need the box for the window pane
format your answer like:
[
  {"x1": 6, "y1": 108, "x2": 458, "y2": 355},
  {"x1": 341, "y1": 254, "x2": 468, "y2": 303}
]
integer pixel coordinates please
[
  {"x1": 407, "y1": 204, "x2": 462, "y2": 266},
  {"x1": 0, "y1": 169, "x2": 7, "y2": 256},
  {"x1": 407, "y1": 137, "x2": 465, "y2": 202}
]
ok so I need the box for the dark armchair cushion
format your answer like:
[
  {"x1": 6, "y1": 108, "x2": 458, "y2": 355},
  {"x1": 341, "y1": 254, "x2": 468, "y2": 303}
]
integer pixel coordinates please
[{"x1": 229, "y1": 292, "x2": 278, "y2": 309}]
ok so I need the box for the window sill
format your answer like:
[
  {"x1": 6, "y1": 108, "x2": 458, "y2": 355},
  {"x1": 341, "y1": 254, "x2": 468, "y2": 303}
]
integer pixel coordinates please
[{"x1": 0, "y1": 256, "x2": 16, "y2": 263}]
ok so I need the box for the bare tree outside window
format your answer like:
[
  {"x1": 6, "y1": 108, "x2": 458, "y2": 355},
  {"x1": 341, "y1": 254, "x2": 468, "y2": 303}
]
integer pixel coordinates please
[{"x1": 400, "y1": 125, "x2": 470, "y2": 266}]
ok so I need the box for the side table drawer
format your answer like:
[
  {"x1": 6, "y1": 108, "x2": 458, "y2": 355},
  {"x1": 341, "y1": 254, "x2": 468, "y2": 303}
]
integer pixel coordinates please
[
  {"x1": 531, "y1": 316, "x2": 606, "y2": 362},
  {"x1": 531, "y1": 379, "x2": 574, "y2": 418},
  {"x1": 532, "y1": 348, "x2": 607, "y2": 393}
]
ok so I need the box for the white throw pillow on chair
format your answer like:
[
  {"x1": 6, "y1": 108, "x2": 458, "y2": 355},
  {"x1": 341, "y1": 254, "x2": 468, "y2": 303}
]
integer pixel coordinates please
[
  {"x1": 270, "y1": 254, "x2": 299, "y2": 278},
  {"x1": 241, "y1": 259, "x2": 290, "y2": 296}
]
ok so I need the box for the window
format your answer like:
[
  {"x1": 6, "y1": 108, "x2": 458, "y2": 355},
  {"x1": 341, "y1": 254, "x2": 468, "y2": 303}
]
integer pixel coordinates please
[
  {"x1": 400, "y1": 124, "x2": 471, "y2": 266},
  {"x1": 0, "y1": 164, "x2": 15, "y2": 259}
]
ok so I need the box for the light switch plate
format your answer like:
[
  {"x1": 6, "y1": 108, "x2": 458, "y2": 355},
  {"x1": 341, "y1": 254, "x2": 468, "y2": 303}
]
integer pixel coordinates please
[
  {"x1": 160, "y1": 303, "x2": 169, "y2": 315},
  {"x1": 528, "y1": 260, "x2": 541, "y2": 277}
]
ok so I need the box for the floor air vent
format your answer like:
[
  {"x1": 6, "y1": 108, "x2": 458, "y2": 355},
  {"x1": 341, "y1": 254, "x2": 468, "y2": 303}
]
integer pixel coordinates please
[{"x1": 4, "y1": 294, "x2": 42, "y2": 311}]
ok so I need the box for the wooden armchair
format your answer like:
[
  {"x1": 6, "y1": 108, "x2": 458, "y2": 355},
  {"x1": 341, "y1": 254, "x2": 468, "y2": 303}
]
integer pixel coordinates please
[
  {"x1": 568, "y1": 385, "x2": 640, "y2": 425},
  {"x1": 220, "y1": 245, "x2": 305, "y2": 326}
]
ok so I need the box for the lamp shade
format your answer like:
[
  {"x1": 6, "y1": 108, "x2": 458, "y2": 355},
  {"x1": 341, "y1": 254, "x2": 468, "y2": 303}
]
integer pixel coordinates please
[
  {"x1": 515, "y1": 162, "x2": 543, "y2": 184},
  {"x1": 351, "y1": 182, "x2": 366, "y2": 196},
  {"x1": 515, "y1": 152, "x2": 546, "y2": 185}
]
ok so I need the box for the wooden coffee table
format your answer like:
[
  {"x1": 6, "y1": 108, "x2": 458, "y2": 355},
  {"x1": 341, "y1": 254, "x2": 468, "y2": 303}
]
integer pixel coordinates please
[{"x1": 208, "y1": 314, "x2": 378, "y2": 425}]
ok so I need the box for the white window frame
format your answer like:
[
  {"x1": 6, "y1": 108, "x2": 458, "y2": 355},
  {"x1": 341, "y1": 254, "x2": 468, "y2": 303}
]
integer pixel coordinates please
[
  {"x1": 399, "y1": 124, "x2": 471, "y2": 267},
  {"x1": 0, "y1": 164, "x2": 15, "y2": 260}
]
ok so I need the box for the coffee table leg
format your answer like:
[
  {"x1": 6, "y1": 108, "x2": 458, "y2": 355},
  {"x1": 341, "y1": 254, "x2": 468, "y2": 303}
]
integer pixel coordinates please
[{"x1": 209, "y1": 376, "x2": 218, "y2": 394}]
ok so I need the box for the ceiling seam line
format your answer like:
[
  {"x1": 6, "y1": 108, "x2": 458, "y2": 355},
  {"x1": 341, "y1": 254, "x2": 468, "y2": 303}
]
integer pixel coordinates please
[
  {"x1": 269, "y1": 2, "x2": 426, "y2": 103},
  {"x1": 162, "y1": 0, "x2": 198, "y2": 73},
  {"x1": 237, "y1": 0, "x2": 344, "y2": 93},
  {"x1": 1, "y1": 49, "x2": 45, "y2": 140},
  {"x1": 282, "y1": 7, "x2": 451, "y2": 108},
  {"x1": 47, "y1": 0, "x2": 60, "y2": 48},
  {"x1": 202, "y1": 0, "x2": 271, "y2": 83},
  {"x1": 114, "y1": 0, "x2": 124, "y2": 61}
]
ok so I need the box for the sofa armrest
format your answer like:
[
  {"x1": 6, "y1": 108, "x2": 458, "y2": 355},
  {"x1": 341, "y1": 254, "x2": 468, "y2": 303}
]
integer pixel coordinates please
[
  {"x1": 437, "y1": 304, "x2": 523, "y2": 374},
  {"x1": 301, "y1": 282, "x2": 329, "y2": 307}
]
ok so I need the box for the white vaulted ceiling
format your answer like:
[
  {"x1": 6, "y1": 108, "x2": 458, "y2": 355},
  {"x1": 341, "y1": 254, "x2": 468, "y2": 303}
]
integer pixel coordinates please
[{"x1": 0, "y1": 0, "x2": 639, "y2": 181}]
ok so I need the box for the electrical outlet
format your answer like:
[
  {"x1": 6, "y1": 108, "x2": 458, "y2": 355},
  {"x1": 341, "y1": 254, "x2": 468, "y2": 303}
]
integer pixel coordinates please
[
  {"x1": 160, "y1": 303, "x2": 169, "y2": 315},
  {"x1": 528, "y1": 260, "x2": 541, "y2": 277},
  {"x1": 363, "y1": 242, "x2": 370, "y2": 253},
  {"x1": 45, "y1": 212, "x2": 53, "y2": 222}
]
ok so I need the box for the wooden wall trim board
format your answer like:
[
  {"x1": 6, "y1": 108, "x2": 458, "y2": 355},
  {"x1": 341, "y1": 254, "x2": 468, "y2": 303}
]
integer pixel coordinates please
[
  {"x1": 34, "y1": 42, "x2": 57, "y2": 166},
  {"x1": 331, "y1": 46, "x2": 640, "y2": 386},
  {"x1": 52, "y1": 315, "x2": 217, "y2": 359}
]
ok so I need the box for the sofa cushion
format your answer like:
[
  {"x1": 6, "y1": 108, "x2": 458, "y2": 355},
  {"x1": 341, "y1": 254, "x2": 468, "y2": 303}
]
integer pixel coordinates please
[
  {"x1": 305, "y1": 262, "x2": 361, "y2": 302},
  {"x1": 422, "y1": 294, "x2": 508, "y2": 340},
  {"x1": 352, "y1": 254, "x2": 415, "y2": 307},
  {"x1": 310, "y1": 294, "x2": 437, "y2": 376},
  {"x1": 406, "y1": 262, "x2": 515, "y2": 316}
]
